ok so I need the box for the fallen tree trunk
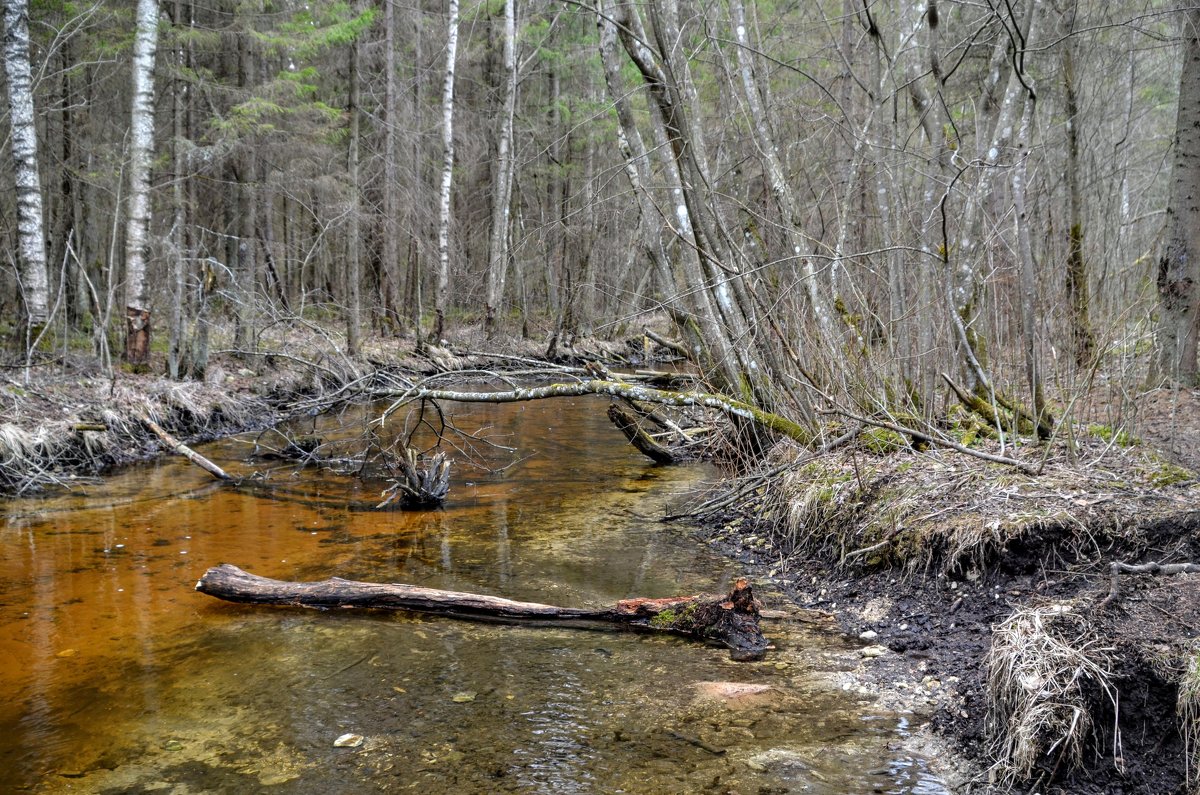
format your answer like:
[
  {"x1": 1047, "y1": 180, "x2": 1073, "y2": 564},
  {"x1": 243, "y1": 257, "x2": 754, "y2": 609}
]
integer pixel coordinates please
[
  {"x1": 376, "y1": 379, "x2": 812, "y2": 446},
  {"x1": 196, "y1": 564, "x2": 770, "y2": 659}
]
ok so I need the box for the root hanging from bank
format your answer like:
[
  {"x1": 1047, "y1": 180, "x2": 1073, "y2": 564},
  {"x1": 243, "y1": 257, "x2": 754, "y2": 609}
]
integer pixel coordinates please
[
  {"x1": 986, "y1": 604, "x2": 1121, "y2": 786},
  {"x1": 1098, "y1": 560, "x2": 1200, "y2": 610}
]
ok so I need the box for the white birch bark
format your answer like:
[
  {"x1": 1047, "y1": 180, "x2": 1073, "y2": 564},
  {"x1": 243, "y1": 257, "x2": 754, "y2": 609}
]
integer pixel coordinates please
[
  {"x1": 432, "y1": 0, "x2": 459, "y2": 342},
  {"x1": 123, "y1": 0, "x2": 159, "y2": 363},
  {"x1": 2, "y1": 0, "x2": 50, "y2": 328},
  {"x1": 485, "y1": 0, "x2": 517, "y2": 337},
  {"x1": 595, "y1": 2, "x2": 673, "y2": 300}
]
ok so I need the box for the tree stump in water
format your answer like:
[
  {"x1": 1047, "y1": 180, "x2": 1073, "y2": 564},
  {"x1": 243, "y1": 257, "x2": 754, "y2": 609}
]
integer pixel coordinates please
[
  {"x1": 377, "y1": 448, "x2": 451, "y2": 509},
  {"x1": 196, "y1": 564, "x2": 770, "y2": 660}
]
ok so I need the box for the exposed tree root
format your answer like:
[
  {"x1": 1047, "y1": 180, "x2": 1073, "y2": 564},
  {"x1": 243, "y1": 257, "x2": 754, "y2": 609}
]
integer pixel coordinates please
[
  {"x1": 1098, "y1": 561, "x2": 1200, "y2": 611},
  {"x1": 606, "y1": 404, "x2": 679, "y2": 464},
  {"x1": 377, "y1": 448, "x2": 451, "y2": 508}
]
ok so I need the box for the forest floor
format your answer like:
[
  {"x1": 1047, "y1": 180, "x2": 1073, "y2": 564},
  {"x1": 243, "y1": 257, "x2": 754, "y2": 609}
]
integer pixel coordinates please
[{"x1": 5, "y1": 328, "x2": 1200, "y2": 794}]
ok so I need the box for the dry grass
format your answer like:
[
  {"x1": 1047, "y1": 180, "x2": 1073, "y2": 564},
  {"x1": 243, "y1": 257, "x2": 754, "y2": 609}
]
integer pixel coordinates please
[
  {"x1": 1178, "y1": 643, "x2": 1200, "y2": 793},
  {"x1": 0, "y1": 373, "x2": 277, "y2": 495},
  {"x1": 755, "y1": 433, "x2": 1197, "y2": 575},
  {"x1": 986, "y1": 603, "x2": 1121, "y2": 787}
]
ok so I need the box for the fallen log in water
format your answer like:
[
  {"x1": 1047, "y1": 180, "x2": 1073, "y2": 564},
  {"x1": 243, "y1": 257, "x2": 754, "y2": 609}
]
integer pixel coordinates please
[{"x1": 196, "y1": 564, "x2": 770, "y2": 660}]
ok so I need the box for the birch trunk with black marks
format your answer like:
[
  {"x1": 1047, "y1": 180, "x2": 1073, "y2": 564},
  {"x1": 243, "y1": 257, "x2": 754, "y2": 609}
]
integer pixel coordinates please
[
  {"x1": 2, "y1": 0, "x2": 50, "y2": 332},
  {"x1": 432, "y1": 0, "x2": 459, "y2": 343},
  {"x1": 485, "y1": 0, "x2": 517, "y2": 338},
  {"x1": 605, "y1": 0, "x2": 786, "y2": 420},
  {"x1": 1156, "y1": 8, "x2": 1200, "y2": 384},
  {"x1": 595, "y1": 2, "x2": 672, "y2": 307},
  {"x1": 123, "y1": 0, "x2": 160, "y2": 366}
]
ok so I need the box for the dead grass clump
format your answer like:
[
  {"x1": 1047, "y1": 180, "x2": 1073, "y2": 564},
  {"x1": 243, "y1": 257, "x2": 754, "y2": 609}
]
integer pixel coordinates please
[
  {"x1": 0, "y1": 420, "x2": 109, "y2": 494},
  {"x1": 1177, "y1": 643, "x2": 1200, "y2": 792},
  {"x1": 986, "y1": 603, "x2": 1121, "y2": 787}
]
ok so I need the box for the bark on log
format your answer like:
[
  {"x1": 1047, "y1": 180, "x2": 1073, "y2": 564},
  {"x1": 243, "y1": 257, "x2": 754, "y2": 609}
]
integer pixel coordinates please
[{"x1": 196, "y1": 564, "x2": 770, "y2": 659}]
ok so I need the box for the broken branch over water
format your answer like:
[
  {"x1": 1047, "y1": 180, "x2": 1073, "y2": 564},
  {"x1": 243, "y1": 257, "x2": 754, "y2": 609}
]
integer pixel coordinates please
[
  {"x1": 376, "y1": 379, "x2": 812, "y2": 446},
  {"x1": 196, "y1": 564, "x2": 770, "y2": 659}
]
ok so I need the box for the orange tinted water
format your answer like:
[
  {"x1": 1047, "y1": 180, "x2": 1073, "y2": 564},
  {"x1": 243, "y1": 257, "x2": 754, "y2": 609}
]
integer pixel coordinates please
[{"x1": 0, "y1": 396, "x2": 948, "y2": 793}]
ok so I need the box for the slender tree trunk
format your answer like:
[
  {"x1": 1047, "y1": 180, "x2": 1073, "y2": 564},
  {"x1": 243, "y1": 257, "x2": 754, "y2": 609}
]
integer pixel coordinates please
[
  {"x1": 346, "y1": 32, "x2": 362, "y2": 356},
  {"x1": 431, "y1": 0, "x2": 459, "y2": 343},
  {"x1": 408, "y1": 9, "x2": 424, "y2": 341},
  {"x1": 168, "y1": 0, "x2": 188, "y2": 379},
  {"x1": 485, "y1": 0, "x2": 517, "y2": 338},
  {"x1": 2, "y1": 0, "x2": 51, "y2": 332},
  {"x1": 1156, "y1": 8, "x2": 1200, "y2": 384},
  {"x1": 1011, "y1": 80, "x2": 1047, "y2": 427},
  {"x1": 123, "y1": 0, "x2": 160, "y2": 366},
  {"x1": 381, "y1": 0, "x2": 401, "y2": 333},
  {"x1": 1062, "y1": 17, "x2": 1095, "y2": 369}
]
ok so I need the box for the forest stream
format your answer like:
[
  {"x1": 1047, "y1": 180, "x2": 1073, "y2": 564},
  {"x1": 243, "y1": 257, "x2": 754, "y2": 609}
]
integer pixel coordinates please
[{"x1": 0, "y1": 395, "x2": 951, "y2": 794}]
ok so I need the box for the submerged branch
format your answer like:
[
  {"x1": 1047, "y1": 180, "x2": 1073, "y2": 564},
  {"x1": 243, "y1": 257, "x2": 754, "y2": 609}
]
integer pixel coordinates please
[{"x1": 142, "y1": 416, "x2": 232, "y2": 481}]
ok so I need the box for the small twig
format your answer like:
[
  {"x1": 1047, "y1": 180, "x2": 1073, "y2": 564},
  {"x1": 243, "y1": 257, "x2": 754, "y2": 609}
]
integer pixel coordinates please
[
  {"x1": 843, "y1": 538, "x2": 890, "y2": 563},
  {"x1": 666, "y1": 730, "x2": 726, "y2": 756}
]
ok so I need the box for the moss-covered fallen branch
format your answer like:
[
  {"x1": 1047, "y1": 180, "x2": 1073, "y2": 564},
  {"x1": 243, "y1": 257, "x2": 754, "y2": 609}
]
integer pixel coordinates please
[{"x1": 376, "y1": 379, "x2": 813, "y2": 446}]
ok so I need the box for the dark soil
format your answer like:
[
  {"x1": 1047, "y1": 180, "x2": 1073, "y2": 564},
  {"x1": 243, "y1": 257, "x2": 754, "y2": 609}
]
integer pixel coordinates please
[{"x1": 706, "y1": 386, "x2": 1200, "y2": 795}]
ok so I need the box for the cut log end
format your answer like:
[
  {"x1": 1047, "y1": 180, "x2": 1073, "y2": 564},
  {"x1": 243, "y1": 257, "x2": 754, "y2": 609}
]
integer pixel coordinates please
[{"x1": 196, "y1": 564, "x2": 769, "y2": 659}]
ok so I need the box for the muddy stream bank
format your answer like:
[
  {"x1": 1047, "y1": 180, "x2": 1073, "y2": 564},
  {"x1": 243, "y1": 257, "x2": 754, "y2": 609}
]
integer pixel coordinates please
[{"x1": 1, "y1": 395, "x2": 950, "y2": 793}]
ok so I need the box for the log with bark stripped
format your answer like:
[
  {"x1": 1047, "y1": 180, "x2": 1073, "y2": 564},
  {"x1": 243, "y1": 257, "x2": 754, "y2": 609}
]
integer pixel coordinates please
[{"x1": 196, "y1": 564, "x2": 770, "y2": 659}]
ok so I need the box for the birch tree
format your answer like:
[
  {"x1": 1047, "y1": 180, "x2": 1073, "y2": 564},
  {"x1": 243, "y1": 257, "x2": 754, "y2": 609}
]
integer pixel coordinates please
[
  {"x1": 2, "y1": 0, "x2": 50, "y2": 333},
  {"x1": 1156, "y1": 7, "x2": 1200, "y2": 384},
  {"x1": 484, "y1": 0, "x2": 517, "y2": 338},
  {"x1": 123, "y1": 0, "x2": 160, "y2": 365},
  {"x1": 431, "y1": 0, "x2": 459, "y2": 343}
]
